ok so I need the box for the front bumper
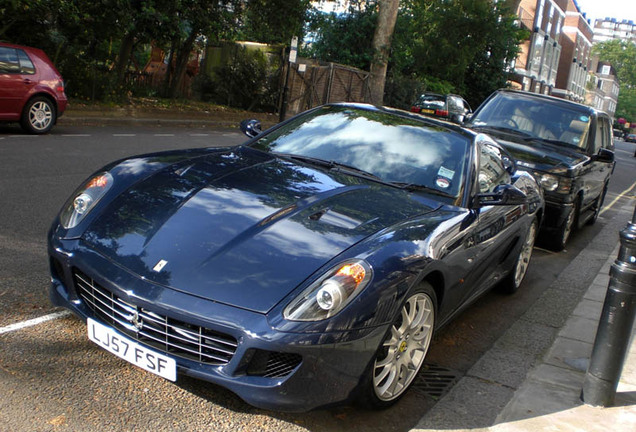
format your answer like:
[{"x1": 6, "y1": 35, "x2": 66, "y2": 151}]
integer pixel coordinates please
[
  {"x1": 48, "y1": 238, "x2": 385, "y2": 412},
  {"x1": 541, "y1": 199, "x2": 574, "y2": 233}
]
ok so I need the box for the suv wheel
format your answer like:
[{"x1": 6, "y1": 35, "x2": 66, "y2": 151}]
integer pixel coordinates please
[
  {"x1": 21, "y1": 97, "x2": 56, "y2": 134},
  {"x1": 587, "y1": 185, "x2": 607, "y2": 226},
  {"x1": 550, "y1": 199, "x2": 579, "y2": 251}
]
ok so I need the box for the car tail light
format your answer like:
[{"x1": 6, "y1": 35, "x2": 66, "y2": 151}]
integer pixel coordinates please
[
  {"x1": 410, "y1": 106, "x2": 421, "y2": 113},
  {"x1": 435, "y1": 109, "x2": 449, "y2": 117},
  {"x1": 56, "y1": 81, "x2": 65, "y2": 93}
]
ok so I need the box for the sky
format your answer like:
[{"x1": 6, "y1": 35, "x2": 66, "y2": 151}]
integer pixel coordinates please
[{"x1": 575, "y1": 0, "x2": 636, "y2": 25}]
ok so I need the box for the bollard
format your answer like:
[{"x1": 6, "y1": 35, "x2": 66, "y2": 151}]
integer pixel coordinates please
[{"x1": 581, "y1": 204, "x2": 636, "y2": 407}]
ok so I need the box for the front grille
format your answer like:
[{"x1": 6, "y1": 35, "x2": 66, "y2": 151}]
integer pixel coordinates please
[{"x1": 74, "y1": 270, "x2": 238, "y2": 365}]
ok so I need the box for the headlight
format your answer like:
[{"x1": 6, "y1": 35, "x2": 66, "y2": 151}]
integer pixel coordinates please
[
  {"x1": 59, "y1": 172, "x2": 113, "y2": 229},
  {"x1": 538, "y1": 173, "x2": 559, "y2": 191},
  {"x1": 284, "y1": 260, "x2": 372, "y2": 321},
  {"x1": 535, "y1": 172, "x2": 572, "y2": 194}
]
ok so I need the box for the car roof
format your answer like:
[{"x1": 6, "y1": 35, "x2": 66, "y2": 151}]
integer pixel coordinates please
[{"x1": 492, "y1": 89, "x2": 607, "y2": 116}]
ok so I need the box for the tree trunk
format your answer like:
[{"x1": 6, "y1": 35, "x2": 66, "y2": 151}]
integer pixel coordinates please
[
  {"x1": 115, "y1": 30, "x2": 136, "y2": 88},
  {"x1": 168, "y1": 30, "x2": 198, "y2": 99},
  {"x1": 369, "y1": 0, "x2": 400, "y2": 105},
  {"x1": 162, "y1": 38, "x2": 179, "y2": 97}
]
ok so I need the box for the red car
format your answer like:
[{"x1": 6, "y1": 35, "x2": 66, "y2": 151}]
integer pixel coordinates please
[{"x1": 0, "y1": 42, "x2": 68, "y2": 134}]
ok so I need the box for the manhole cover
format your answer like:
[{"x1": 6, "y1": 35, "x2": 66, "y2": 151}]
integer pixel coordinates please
[{"x1": 412, "y1": 363, "x2": 463, "y2": 400}]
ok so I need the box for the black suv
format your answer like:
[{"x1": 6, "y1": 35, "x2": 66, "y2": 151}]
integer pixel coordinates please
[{"x1": 466, "y1": 90, "x2": 615, "y2": 251}]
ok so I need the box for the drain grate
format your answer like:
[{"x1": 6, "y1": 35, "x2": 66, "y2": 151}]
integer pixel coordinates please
[{"x1": 412, "y1": 363, "x2": 463, "y2": 400}]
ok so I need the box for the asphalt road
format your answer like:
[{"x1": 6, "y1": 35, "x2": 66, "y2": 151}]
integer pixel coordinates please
[{"x1": 0, "y1": 123, "x2": 634, "y2": 432}]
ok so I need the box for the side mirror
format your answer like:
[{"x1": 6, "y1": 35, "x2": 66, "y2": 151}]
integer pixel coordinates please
[
  {"x1": 592, "y1": 148, "x2": 614, "y2": 163},
  {"x1": 477, "y1": 184, "x2": 528, "y2": 207},
  {"x1": 240, "y1": 119, "x2": 262, "y2": 138}
]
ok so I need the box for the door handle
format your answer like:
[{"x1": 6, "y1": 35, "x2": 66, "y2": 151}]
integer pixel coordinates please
[{"x1": 23, "y1": 79, "x2": 33, "y2": 84}]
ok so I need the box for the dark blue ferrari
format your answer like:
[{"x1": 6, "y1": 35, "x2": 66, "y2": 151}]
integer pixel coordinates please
[{"x1": 48, "y1": 104, "x2": 543, "y2": 411}]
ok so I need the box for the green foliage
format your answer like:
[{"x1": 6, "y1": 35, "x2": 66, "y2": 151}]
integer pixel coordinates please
[
  {"x1": 594, "y1": 40, "x2": 636, "y2": 123},
  {"x1": 239, "y1": 0, "x2": 311, "y2": 44},
  {"x1": 198, "y1": 46, "x2": 279, "y2": 112},
  {"x1": 303, "y1": 6, "x2": 376, "y2": 70},
  {"x1": 305, "y1": 0, "x2": 524, "y2": 108}
]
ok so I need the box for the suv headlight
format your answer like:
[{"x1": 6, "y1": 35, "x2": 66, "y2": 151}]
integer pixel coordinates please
[
  {"x1": 59, "y1": 172, "x2": 113, "y2": 229},
  {"x1": 284, "y1": 260, "x2": 372, "y2": 321},
  {"x1": 535, "y1": 172, "x2": 572, "y2": 194},
  {"x1": 538, "y1": 173, "x2": 559, "y2": 191}
]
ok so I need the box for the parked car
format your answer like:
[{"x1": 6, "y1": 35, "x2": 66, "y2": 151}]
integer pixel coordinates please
[
  {"x1": 410, "y1": 92, "x2": 472, "y2": 123},
  {"x1": 625, "y1": 133, "x2": 636, "y2": 143},
  {"x1": 613, "y1": 128, "x2": 624, "y2": 140},
  {"x1": 466, "y1": 89, "x2": 615, "y2": 251},
  {"x1": 0, "y1": 42, "x2": 67, "y2": 133},
  {"x1": 49, "y1": 103, "x2": 543, "y2": 411}
]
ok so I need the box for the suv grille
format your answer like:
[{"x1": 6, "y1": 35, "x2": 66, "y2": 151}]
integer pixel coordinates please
[{"x1": 74, "y1": 270, "x2": 238, "y2": 365}]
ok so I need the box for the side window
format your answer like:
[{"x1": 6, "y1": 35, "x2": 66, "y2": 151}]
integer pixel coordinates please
[
  {"x1": 594, "y1": 117, "x2": 610, "y2": 153},
  {"x1": 17, "y1": 50, "x2": 35, "y2": 74},
  {"x1": 478, "y1": 143, "x2": 511, "y2": 193},
  {"x1": 0, "y1": 47, "x2": 20, "y2": 74},
  {"x1": 448, "y1": 96, "x2": 461, "y2": 111}
]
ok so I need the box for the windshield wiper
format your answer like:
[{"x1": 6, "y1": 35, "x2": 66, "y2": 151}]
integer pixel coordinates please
[
  {"x1": 278, "y1": 153, "x2": 384, "y2": 181},
  {"x1": 390, "y1": 182, "x2": 453, "y2": 197},
  {"x1": 471, "y1": 125, "x2": 534, "y2": 139},
  {"x1": 521, "y1": 136, "x2": 581, "y2": 150}
]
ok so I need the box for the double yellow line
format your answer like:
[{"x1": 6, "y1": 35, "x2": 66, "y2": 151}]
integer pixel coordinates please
[{"x1": 600, "y1": 179, "x2": 636, "y2": 216}]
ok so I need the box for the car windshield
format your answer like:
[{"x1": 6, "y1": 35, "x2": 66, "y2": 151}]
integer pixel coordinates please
[
  {"x1": 470, "y1": 93, "x2": 591, "y2": 149},
  {"x1": 250, "y1": 106, "x2": 471, "y2": 199},
  {"x1": 415, "y1": 94, "x2": 446, "y2": 109}
]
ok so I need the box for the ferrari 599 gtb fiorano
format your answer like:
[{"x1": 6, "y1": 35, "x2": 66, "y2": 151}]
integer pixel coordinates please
[{"x1": 48, "y1": 104, "x2": 543, "y2": 411}]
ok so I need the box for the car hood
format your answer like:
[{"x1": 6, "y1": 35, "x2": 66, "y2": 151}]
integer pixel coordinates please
[
  {"x1": 83, "y1": 147, "x2": 439, "y2": 313},
  {"x1": 494, "y1": 137, "x2": 587, "y2": 173}
]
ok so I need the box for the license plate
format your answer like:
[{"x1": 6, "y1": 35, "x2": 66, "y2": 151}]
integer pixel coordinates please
[
  {"x1": 87, "y1": 318, "x2": 176, "y2": 381},
  {"x1": 421, "y1": 109, "x2": 435, "y2": 114}
]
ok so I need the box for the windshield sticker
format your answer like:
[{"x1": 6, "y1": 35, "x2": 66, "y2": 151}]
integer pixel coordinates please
[
  {"x1": 436, "y1": 177, "x2": 451, "y2": 189},
  {"x1": 437, "y1": 166, "x2": 455, "y2": 179},
  {"x1": 579, "y1": 116, "x2": 590, "y2": 122}
]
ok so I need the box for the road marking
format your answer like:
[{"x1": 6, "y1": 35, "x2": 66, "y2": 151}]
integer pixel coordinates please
[
  {"x1": 0, "y1": 310, "x2": 71, "y2": 335},
  {"x1": 154, "y1": 134, "x2": 175, "y2": 137},
  {"x1": 8, "y1": 135, "x2": 38, "y2": 138},
  {"x1": 113, "y1": 134, "x2": 136, "y2": 137},
  {"x1": 62, "y1": 134, "x2": 91, "y2": 137},
  {"x1": 189, "y1": 133, "x2": 209, "y2": 136},
  {"x1": 600, "y1": 179, "x2": 636, "y2": 216}
]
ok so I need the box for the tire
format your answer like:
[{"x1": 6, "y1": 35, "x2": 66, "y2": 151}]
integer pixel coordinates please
[
  {"x1": 549, "y1": 199, "x2": 579, "y2": 252},
  {"x1": 358, "y1": 283, "x2": 436, "y2": 408},
  {"x1": 21, "y1": 96, "x2": 56, "y2": 134},
  {"x1": 499, "y1": 218, "x2": 537, "y2": 294},
  {"x1": 587, "y1": 185, "x2": 607, "y2": 226}
]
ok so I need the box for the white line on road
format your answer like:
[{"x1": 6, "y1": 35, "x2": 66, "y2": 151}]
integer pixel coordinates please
[
  {"x1": 62, "y1": 134, "x2": 91, "y2": 137},
  {"x1": 189, "y1": 133, "x2": 209, "y2": 136},
  {"x1": 0, "y1": 310, "x2": 72, "y2": 335},
  {"x1": 112, "y1": 134, "x2": 137, "y2": 137},
  {"x1": 154, "y1": 134, "x2": 175, "y2": 137}
]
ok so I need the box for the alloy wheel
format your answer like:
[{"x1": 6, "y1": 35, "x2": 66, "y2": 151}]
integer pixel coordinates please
[
  {"x1": 373, "y1": 292, "x2": 434, "y2": 401},
  {"x1": 513, "y1": 221, "x2": 537, "y2": 287},
  {"x1": 28, "y1": 101, "x2": 53, "y2": 131}
]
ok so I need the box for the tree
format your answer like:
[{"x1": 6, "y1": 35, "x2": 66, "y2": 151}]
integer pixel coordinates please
[
  {"x1": 239, "y1": 0, "x2": 311, "y2": 45},
  {"x1": 369, "y1": 0, "x2": 400, "y2": 105},
  {"x1": 593, "y1": 40, "x2": 636, "y2": 123}
]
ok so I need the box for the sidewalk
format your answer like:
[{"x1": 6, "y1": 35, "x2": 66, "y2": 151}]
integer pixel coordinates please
[
  {"x1": 414, "y1": 203, "x2": 636, "y2": 431},
  {"x1": 57, "y1": 101, "x2": 279, "y2": 129}
]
